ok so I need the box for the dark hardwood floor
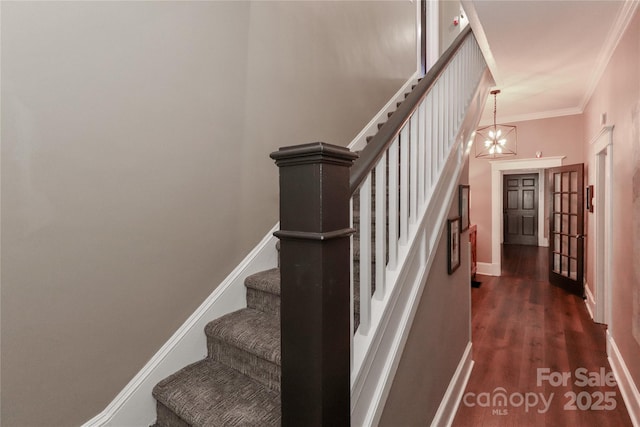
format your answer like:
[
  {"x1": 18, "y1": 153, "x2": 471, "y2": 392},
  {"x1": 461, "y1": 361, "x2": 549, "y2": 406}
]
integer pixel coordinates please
[{"x1": 452, "y1": 244, "x2": 633, "y2": 427}]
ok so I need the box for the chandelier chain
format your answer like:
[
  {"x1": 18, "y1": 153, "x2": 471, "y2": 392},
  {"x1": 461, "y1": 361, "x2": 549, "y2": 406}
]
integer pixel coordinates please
[{"x1": 493, "y1": 92, "x2": 497, "y2": 128}]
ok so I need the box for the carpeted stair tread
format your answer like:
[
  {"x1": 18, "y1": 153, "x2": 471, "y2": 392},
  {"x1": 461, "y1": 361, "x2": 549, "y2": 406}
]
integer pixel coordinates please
[
  {"x1": 205, "y1": 308, "x2": 280, "y2": 366},
  {"x1": 245, "y1": 269, "x2": 281, "y2": 317},
  {"x1": 153, "y1": 359, "x2": 280, "y2": 427},
  {"x1": 244, "y1": 268, "x2": 280, "y2": 296}
]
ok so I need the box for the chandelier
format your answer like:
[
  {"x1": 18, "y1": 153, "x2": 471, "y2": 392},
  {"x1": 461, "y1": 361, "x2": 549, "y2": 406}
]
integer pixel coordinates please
[{"x1": 474, "y1": 89, "x2": 517, "y2": 158}]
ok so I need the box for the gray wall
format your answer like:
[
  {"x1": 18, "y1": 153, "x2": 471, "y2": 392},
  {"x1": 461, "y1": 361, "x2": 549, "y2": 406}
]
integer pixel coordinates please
[
  {"x1": 380, "y1": 159, "x2": 472, "y2": 425},
  {"x1": 1, "y1": 2, "x2": 416, "y2": 426},
  {"x1": 239, "y1": 0, "x2": 418, "y2": 244}
]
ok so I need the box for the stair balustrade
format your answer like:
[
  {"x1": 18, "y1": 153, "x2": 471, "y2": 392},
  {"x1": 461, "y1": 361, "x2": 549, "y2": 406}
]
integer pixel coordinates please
[{"x1": 272, "y1": 26, "x2": 493, "y2": 426}]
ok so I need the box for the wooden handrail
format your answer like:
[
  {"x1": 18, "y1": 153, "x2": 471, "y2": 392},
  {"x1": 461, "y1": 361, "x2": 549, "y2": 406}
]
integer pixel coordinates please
[{"x1": 349, "y1": 26, "x2": 473, "y2": 195}]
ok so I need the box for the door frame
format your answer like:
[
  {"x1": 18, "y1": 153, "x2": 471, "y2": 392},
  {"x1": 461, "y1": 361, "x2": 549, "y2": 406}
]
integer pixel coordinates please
[
  {"x1": 482, "y1": 156, "x2": 565, "y2": 276},
  {"x1": 591, "y1": 126, "x2": 614, "y2": 326}
]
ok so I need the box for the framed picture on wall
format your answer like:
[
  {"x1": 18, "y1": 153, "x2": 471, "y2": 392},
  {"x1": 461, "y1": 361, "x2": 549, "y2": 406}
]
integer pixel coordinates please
[
  {"x1": 448, "y1": 217, "x2": 461, "y2": 274},
  {"x1": 459, "y1": 185, "x2": 470, "y2": 231}
]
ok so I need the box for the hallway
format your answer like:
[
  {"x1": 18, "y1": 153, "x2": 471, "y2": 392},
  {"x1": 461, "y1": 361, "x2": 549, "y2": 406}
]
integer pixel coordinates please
[{"x1": 452, "y1": 245, "x2": 633, "y2": 426}]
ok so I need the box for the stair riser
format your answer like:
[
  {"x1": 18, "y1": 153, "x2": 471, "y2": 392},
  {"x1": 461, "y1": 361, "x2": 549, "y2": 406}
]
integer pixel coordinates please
[
  {"x1": 246, "y1": 288, "x2": 280, "y2": 317},
  {"x1": 155, "y1": 402, "x2": 191, "y2": 427},
  {"x1": 207, "y1": 338, "x2": 281, "y2": 393}
]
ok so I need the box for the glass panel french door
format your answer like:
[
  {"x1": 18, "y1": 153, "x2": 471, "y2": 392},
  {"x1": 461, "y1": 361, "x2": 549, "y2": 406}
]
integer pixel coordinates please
[{"x1": 548, "y1": 164, "x2": 585, "y2": 296}]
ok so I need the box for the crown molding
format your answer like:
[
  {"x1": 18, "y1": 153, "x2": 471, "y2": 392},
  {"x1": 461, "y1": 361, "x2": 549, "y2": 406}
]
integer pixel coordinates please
[
  {"x1": 479, "y1": 106, "x2": 583, "y2": 126},
  {"x1": 579, "y1": 0, "x2": 640, "y2": 112},
  {"x1": 469, "y1": 0, "x2": 639, "y2": 127}
]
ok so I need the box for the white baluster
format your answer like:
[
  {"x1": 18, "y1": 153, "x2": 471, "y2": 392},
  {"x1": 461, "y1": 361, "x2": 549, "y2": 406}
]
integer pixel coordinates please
[
  {"x1": 458, "y1": 52, "x2": 463, "y2": 124},
  {"x1": 349, "y1": 197, "x2": 354, "y2": 369},
  {"x1": 445, "y1": 65, "x2": 450, "y2": 151},
  {"x1": 417, "y1": 101, "x2": 426, "y2": 210},
  {"x1": 359, "y1": 175, "x2": 372, "y2": 334},
  {"x1": 438, "y1": 78, "x2": 445, "y2": 170},
  {"x1": 425, "y1": 93, "x2": 434, "y2": 199},
  {"x1": 409, "y1": 114, "x2": 418, "y2": 224},
  {"x1": 374, "y1": 154, "x2": 386, "y2": 300},
  {"x1": 387, "y1": 138, "x2": 399, "y2": 270},
  {"x1": 400, "y1": 125, "x2": 410, "y2": 244},
  {"x1": 433, "y1": 82, "x2": 440, "y2": 178},
  {"x1": 447, "y1": 70, "x2": 452, "y2": 150}
]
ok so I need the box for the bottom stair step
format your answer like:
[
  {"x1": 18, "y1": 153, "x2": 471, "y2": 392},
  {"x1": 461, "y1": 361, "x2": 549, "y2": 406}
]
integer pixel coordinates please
[{"x1": 153, "y1": 359, "x2": 280, "y2": 427}]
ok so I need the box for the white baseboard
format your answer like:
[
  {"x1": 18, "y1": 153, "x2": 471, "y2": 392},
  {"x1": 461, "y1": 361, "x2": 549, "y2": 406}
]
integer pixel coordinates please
[
  {"x1": 584, "y1": 282, "x2": 596, "y2": 321},
  {"x1": 476, "y1": 262, "x2": 500, "y2": 276},
  {"x1": 607, "y1": 331, "x2": 640, "y2": 427},
  {"x1": 81, "y1": 227, "x2": 280, "y2": 427},
  {"x1": 430, "y1": 342, "x2": 474, "y2": 427}
]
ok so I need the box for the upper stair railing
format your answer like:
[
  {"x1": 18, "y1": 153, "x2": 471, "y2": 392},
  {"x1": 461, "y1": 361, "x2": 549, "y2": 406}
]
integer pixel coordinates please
[{"x1": 272, "y1": 26, "x2": 493, "y2": 426}]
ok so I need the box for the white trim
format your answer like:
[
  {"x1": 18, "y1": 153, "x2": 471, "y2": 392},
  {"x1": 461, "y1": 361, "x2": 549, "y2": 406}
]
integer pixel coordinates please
[
  {"x1": 592, "y1": 126, "x2": 614, "y2": 326},
  {"x1": 425, "y1": 0, "x2": 440, "y2": 70},
  {"x1": 465, "y1": 1, "x2": 639, "y2": 125},
  {"x1": 81, "y1": 227, "x2": 279, "y2": 427},
  {"x1": 348, "y1": 71, "x2": 421, "y2": 153},
  {"x1": 537, "y1": 171, "x2": 549, "y2": 248},
  {"x1": 607, "y1": 331, "x2": 640, "y2": 427},
  {"x1": 415, "y1": 0, "x2": 422, "y2": 73},
  {"x1": 580, "y1": 0, "x2": 640, "y2": 114},
  {"x1": 430, "y1": 342, "x2": 474, "y2": 427},
  {"x1": 591, "y1": 125, "x2": 615, "y2": 151},
  {"x1": 490, "y1": 157, "x2": 565, "y2": 276},
  {"x1": 476, "y1": 262, "x2": 500, "y2": 276},
  {"x1": 484, "y1": 108, "x2": 583, "y2": 127},
  {"x1": 584, "y1": 282, "x2": 596, "y2": 321}
]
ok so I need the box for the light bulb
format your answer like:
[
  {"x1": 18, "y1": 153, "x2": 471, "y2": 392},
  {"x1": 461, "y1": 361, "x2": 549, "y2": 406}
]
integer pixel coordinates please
[
  {"x1": 497, "y1": 146, "x2": 503, "y2": 154},
  {"x1": 499, "y1": 138, "x2": 506, "y2": 146},
  {"x1": 485, "y1": 140, "x2": 492, "y2": 147}
]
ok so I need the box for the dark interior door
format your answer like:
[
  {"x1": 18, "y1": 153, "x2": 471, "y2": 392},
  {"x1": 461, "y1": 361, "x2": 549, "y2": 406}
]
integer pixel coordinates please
[
  {"x1": 548, "y1": 164, "x2": 584, "y2": 297},
  {"x1": 503, "y1": 174, "x2": 538, "y2": 245}
]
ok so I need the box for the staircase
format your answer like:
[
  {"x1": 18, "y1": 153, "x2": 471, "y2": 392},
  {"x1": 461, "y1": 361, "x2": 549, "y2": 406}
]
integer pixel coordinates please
[
  {"x1": 152, "y1": 269, "x2": 282, "y2": 426},
  {"x1": 152, "y1": 107, "x2": 395, "y2": 427},
  {"x1": 150, "y1": 26, "x2": 492, "y2": 427}
]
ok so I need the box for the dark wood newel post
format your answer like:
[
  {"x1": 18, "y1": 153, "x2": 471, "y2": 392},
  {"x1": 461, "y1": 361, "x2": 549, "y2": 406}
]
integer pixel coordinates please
[{"x1": 270, "y1": 142, "x2": 357, "y2": 427}]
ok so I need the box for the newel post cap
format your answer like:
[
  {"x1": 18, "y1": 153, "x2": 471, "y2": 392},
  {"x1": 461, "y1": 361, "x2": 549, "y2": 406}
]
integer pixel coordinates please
[{"x1": 270, "y1": 142, "x2": 358, "y2": 167}]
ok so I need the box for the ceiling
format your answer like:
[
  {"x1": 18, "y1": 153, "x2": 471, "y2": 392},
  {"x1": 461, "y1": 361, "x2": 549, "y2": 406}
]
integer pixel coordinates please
[{"x1": 462, "y1": 0, "x2": 639, "y2": 126}]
